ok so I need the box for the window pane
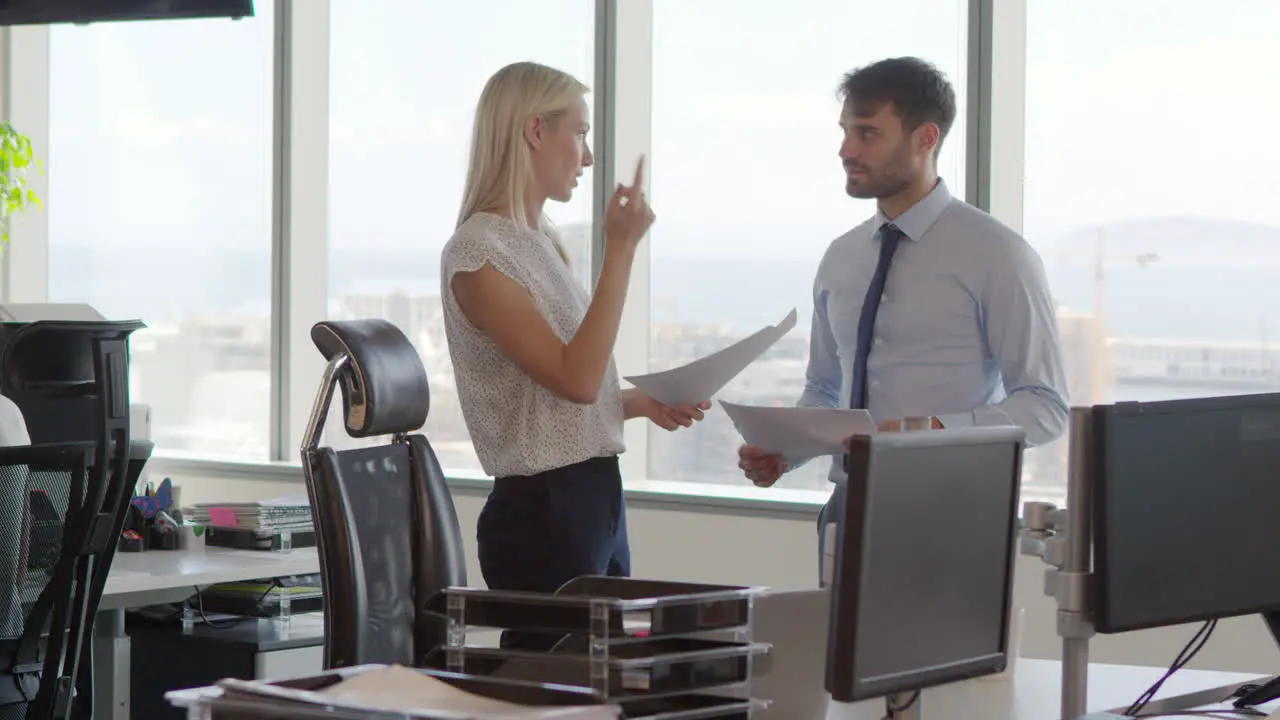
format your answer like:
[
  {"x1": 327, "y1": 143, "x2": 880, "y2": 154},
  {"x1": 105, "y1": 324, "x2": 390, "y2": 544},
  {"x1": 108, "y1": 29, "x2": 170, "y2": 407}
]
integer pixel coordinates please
[
  {"x1": 48, "y1": 7, "x2": 275, "y2": 459},
  {"x1": 647, "y1": 1, "x2": 968, "y2": 490},
  {"x1": 1023, "y1": 1, "x2": 1280, "y2": 507},
  {"x1": 327, "y1": 1, "x2": 595, "y2": 470}
]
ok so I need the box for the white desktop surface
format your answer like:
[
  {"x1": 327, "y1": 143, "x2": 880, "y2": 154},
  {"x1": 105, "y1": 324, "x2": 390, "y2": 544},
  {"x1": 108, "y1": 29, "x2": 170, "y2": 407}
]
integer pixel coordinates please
[
  {"x1": 101, "y1": 546, "x2": 320, "y2": 607},
  {"x1": 94, "y1": 545, "x2": 323, "y2": 720},
  {"x1": 825, "y1": 659, "x2": 1270, "y2": 719}
]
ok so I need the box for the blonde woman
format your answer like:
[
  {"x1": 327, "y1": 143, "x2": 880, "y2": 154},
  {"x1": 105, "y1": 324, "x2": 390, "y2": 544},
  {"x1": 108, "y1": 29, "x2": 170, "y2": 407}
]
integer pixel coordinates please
[{"x1": 441, "y1": 62, "x2": 708, "y2": 650}]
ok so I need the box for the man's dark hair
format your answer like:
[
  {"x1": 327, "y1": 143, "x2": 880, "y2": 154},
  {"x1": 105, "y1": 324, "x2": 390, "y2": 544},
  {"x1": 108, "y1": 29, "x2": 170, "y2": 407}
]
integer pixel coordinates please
[{"x1": 839, "y1": 57, "x2": 957, "y2": 156}]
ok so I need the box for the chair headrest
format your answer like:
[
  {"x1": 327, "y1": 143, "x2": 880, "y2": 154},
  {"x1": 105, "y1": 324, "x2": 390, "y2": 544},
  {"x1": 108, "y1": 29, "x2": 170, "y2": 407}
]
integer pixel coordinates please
[{"x1": 310, "y1": 319, "x2": 430, "y2": 438}]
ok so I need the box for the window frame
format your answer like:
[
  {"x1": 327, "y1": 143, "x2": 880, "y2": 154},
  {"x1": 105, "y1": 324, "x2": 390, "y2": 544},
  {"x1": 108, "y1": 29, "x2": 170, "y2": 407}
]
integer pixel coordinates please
[{"x1": 0, "y1": 0, "x2": 1026, "y2": 512}]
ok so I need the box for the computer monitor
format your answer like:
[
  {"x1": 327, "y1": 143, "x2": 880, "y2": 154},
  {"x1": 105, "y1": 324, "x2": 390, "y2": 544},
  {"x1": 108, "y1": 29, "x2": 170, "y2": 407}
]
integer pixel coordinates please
[
  {"x1": 1091, "y1": 392, "x2": 1280, "y2": 634},
  {"x1": 825, "y1": 426, "x2": 1025, "y2": 706}
]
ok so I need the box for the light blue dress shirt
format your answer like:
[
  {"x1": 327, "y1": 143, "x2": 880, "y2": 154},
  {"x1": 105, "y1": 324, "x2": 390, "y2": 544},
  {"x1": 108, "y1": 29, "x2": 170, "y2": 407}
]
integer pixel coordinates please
[{"x1": 794, "y1": 179, "x2": 1070, "y2": 485}]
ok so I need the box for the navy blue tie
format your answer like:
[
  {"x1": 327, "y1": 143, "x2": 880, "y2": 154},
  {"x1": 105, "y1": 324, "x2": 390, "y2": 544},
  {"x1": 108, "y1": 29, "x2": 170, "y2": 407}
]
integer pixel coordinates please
[{"x1": 849, "y1": 223, "x2": 904, "y2": 410}]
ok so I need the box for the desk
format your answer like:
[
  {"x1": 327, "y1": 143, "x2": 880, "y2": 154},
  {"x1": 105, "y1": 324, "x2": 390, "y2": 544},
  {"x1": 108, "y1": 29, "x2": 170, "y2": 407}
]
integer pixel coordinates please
[
  {"x1": 101, "y1": 546, "x2": 321, "y2": 610},
  {"x1": 95, "y1": 546, "x2": 320, "y2": 720},
  {"x1": 824, "y1": 659, "x2": 1272, "y2": 719},
  {"x1": 130, "y1": 613, "x2": 326, "y2": 719}
]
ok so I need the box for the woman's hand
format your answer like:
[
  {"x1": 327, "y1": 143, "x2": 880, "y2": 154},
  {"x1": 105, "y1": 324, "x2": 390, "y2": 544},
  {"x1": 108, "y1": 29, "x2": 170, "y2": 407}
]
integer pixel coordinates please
[
  {"x1": 603, "y1": 155, "x2": 655, "y2": 253},
  {"x1": 645, "y1": 397, "x2": 710, "y2": 431}
]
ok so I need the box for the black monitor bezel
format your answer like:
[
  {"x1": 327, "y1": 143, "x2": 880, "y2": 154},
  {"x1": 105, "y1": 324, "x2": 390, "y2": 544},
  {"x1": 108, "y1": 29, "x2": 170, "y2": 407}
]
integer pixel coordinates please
[
  {"x1": 824, "y1": 426, "x2": 1025, "y2": 702},
  {"x1": 1090, "y1": 392, "x2": 1280, "y2": 634},
  {"x1": 0, "y1": 1, "x2": 254, "y2": 27}
]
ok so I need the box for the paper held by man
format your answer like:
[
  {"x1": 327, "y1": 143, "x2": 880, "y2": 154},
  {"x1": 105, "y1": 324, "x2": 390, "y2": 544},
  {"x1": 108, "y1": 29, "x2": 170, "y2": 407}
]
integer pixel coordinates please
[
  {"x1": 720, "y1": 403, "x2": 876, "y2": 462},
  {"x1": 623, "y1": 309, "x2": 798, "y2": 406}
]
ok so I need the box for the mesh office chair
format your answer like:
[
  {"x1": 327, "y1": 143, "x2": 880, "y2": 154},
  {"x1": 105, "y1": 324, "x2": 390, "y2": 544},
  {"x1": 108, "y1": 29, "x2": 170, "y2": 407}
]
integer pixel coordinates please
[
  {"x1": 301, "y1": 319, "x2": 467, "y2": 670},
  {"x1": 0, "y1": 320, "x2": 152, "y2": 720},
  {"x1": 0, "y1": 442, "x2": 154, "y2": 720}
]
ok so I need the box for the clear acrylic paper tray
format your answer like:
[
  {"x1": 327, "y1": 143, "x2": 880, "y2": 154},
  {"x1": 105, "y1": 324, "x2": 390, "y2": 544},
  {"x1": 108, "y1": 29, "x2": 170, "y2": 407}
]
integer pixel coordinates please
[
  {"x1": 424, "y1": 576, "x2": 764, "y2": 639},
  {"x1": 424, "y1": 635, "x2": 770, "y2": 698}
]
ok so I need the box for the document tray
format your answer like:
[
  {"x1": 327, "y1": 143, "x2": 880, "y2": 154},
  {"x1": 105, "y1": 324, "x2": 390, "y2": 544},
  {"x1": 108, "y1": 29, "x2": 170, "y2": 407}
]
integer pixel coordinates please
[
  {"x1": 424, "y1": 576, "x2": 760, "y2": 639},
  {"x1": 424, "y1": 636, "x2": 769, "y2": 697}
]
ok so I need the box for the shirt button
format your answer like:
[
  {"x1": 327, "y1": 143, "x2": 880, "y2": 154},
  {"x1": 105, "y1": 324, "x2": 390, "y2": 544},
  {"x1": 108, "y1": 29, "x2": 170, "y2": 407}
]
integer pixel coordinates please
[
  {"x1": 881, "y1": 294, "x2": 887, "y2": 302},
  {"x1": 873, "y1": 337, "x2": 884, "y2": 346}
]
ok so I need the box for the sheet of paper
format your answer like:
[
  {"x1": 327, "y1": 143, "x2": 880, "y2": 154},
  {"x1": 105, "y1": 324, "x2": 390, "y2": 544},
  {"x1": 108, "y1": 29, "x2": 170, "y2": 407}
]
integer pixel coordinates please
[
  {"x1": 216, "y1": 665, "x2": 617, "y2": 719},
  {"x1": 624, "y1": 309, "x2": 798, "y2": 406},
  {"x1": 720, "y1": 402, "x2": 876, "y2": 461},
  {"x1": 319, "y1": 665, "x2": 616, "y2": 719}
]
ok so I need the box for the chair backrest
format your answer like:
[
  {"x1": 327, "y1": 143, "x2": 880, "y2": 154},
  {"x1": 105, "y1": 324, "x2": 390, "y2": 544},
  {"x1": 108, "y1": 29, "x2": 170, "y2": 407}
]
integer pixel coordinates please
[
  {"x1": 301, "y1": 319, "x2": 466, "y2": 670},
  {"x1": 0, "y1": 319, "x2": 149, "y2": 719},
  {"x1": 0, "y1": 440, "x2": 154, "y2": 718}
]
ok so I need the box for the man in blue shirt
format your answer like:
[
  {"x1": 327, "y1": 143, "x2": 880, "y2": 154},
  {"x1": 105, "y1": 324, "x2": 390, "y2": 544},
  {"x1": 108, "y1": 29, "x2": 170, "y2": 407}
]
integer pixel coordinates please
[{"x1": 738, "y1": 57, "x2": 1069, "y2": 580}]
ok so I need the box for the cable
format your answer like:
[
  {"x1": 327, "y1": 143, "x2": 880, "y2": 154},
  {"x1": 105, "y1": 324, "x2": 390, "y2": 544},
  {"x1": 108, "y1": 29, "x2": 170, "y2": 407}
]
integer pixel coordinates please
[
  {"x1": 1125, "y1": 620, "x2": 1218, "y2": 716},
  {"x1": 883, "y1": 690, "x2": 921, "y2": 719},
  {"x1": 191, "y1": 585, "x2": 246, "y2": 629},
  {"x1": 188, "y1": 579, "x2": 282, "y2": 630}
]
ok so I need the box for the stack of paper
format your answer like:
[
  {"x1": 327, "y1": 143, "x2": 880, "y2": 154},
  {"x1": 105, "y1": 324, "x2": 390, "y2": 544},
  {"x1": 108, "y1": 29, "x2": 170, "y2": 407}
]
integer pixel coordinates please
[
  {"x1": 190, "y1": 496, "x2": 313, "y2": 531},
  {"x1": 319, "y1": 665, "x2": 615, "y2": 718}
]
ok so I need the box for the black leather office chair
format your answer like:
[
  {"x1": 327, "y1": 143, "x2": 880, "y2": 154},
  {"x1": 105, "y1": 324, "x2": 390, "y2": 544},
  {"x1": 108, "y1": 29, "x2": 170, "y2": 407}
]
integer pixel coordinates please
[{"x1": 300, "y1": 319, "x2": 467, "y2": 670}]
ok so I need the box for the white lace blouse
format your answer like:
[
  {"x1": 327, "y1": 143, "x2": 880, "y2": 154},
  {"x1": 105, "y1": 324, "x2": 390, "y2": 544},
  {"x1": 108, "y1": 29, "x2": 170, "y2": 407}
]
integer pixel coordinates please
[{"x1": 440, "y1": 212, "x2": 625, "y2": 479}]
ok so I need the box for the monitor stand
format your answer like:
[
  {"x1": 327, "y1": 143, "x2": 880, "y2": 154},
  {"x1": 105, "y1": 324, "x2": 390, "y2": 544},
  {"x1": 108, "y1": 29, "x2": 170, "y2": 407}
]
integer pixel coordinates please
[
  {"x1": 1232, "y1": 612, "x2": 1280, "y2": 709},
  {"x1": 885, "y1": 692, "x2": 922, "y2": 720},
  {"x1": 1102, "y1": 611, "x2": 1279, "y2": 716}
]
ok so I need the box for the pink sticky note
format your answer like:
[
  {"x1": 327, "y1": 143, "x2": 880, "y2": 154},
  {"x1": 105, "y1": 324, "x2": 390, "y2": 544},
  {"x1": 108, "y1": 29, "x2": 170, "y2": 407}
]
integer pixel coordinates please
[{"x1": 207, "y1": 507, "x2": 238, "y2": 527}]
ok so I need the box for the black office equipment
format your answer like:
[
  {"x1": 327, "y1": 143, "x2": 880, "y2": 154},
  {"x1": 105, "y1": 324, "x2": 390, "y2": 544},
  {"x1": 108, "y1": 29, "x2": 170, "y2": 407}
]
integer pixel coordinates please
[
  {"x1": 204, "y1": 525, "x2": 317, "y2": 552},
  {"x1": 825, "y1": 427, "x2": 1025, "y2": 714},
  {"x1": 0, "y1": 0, "x2": 253, "y2": 26},
  {"x1": 301, "y1": 319, "x2": 467, "y2": 669},
  {"x1": 1090, "y1": 393, "x2": 1280, "y2": 635}
]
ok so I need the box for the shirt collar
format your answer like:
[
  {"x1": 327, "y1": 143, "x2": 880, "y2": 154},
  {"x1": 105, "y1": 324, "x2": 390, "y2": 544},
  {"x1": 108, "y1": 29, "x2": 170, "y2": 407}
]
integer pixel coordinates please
[{"x1": 874, "y1": 178, "x2": 952, "y2": 242}]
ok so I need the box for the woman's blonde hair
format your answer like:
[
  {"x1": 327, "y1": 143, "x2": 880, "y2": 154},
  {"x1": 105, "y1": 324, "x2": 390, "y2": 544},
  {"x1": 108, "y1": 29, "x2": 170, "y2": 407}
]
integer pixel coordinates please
[{"x1": 457, "y1": 61, "x2": 588, "y2": 266}]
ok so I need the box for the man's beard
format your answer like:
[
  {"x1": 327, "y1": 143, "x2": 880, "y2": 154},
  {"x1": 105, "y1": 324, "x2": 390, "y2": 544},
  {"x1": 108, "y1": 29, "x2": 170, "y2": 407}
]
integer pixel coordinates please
[
  {"x1": 845, "y1": 143, "x2": 914, "y2": 199},
  {"x1": 846, "y1": 170, "x2": 913, "y2": 200}
]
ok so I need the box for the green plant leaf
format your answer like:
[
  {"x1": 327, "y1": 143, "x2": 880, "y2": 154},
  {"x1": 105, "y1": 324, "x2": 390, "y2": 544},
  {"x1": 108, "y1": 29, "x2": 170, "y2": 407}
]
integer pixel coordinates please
[{"x1": 0, "y1": 123, "x2": 42, "y2": 244}]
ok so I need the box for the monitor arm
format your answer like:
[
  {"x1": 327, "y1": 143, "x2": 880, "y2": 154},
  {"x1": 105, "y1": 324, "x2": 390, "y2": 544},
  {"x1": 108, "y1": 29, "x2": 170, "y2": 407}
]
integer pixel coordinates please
[
  {"x1": 1019, "y1": 406, "x2": 1099, "y2": 720},
  {"x1": 884, "y1": 692, "x2": 922, "y2": 720},
  {"x1": 1020, "y1": 499, "x2": 1095, "y2": 720}
]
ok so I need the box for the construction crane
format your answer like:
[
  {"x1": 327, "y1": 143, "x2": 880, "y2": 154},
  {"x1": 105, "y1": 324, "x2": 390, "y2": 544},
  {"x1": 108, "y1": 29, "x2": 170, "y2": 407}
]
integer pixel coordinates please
[
  {"x1": 1056, "y1": 228, "x2": 1159, "y2": 404},
  {"x1": 1091, "y1": 229, "x2": 1159, "y2": 403}
]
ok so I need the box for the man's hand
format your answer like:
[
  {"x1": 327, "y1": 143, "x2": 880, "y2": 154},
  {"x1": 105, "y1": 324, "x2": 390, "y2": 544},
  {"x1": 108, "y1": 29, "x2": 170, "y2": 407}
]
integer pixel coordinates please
[
  {"x1": 738, "y1": 445, "x2": 784, "y2": 488},
  {"x1": 876, "y1": 416, "x2": 944, "y2": 432},
  {"x1": 843, "y1": 417, "x2": 944, "y2": 451},
  {"x1": 646, "y1": 397, "x2": 710, "y2": 431}
]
